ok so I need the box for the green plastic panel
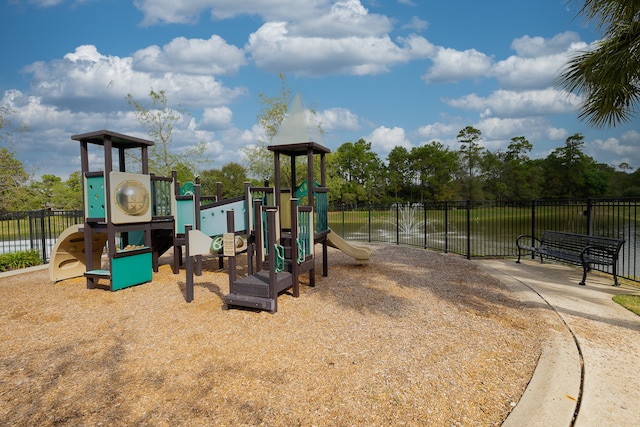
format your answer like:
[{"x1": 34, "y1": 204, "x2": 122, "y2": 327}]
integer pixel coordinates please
[
  {"x1": 111, "y1": 252, "x2": 152, "y2": 291},
  {"x1": 85, "y1": 175, "x2": 106, "y2": 219}
]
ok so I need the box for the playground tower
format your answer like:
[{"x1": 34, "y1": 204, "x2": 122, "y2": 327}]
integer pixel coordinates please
[{"x1": 67, "y1": 130, "x2": 175, "y2": 290}]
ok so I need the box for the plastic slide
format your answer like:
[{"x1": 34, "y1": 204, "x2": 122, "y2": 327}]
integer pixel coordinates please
[
  {"x1": 49, "y1": 224, "x2": 108, "y2": 282},
  {"x1": 326, "y1": 229, "x2": 371, "y2": 265}
]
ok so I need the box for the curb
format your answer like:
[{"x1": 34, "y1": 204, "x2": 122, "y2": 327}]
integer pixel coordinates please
[
  {"x1": 0, "y1": 264, "x2": 48, "y2": 279},
  {"x1": 477, "y1": 261, "x2": 581, "y2": 427}
]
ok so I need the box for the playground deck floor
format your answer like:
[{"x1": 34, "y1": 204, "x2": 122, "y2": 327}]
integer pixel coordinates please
[{"x1": 1, "y1": 245, "x2": 561, "y2": 425}]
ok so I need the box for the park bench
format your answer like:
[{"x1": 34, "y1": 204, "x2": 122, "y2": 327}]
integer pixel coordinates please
[{"x1": 516, "y1": 230, "x2": 625, "y2": 286}]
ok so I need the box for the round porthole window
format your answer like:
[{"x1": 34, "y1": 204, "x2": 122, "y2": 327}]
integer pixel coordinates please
[{"x1": 114, "y1": 180, "x2": 150, "y2": 216}]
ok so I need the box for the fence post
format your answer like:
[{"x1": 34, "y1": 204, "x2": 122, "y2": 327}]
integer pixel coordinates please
[
  {"x1": 444, "y1": 201, "x2": 449, "y2": 253},
  {"x1": 46, "y1": 210, "x2": 53, "y2": 263},
  {"x1": 368, "y1": 203, "x2": 372, "y2": 242},
  {"x1": 531, "y1": 200, "x2": 536, "y2": 260},
  {"x1": 39, "y1": 210, "x2": 47, "y2": 262},
  {"x1": 466, "y1": 200, "x2": 471, "y2": 259},
  {"x1": 341, "y1": 203, "x2": 345, "y2": 237},
  {"x1": 423, "y1": 202, "x2": 427, "y2": 249},
  {"x1": 396, "y1": 202, "x2": 400, "y2": 245},
  {"x1": 586, "y1": 198, "x2": 593, "y2": 236},
  {"x1": 28, "y1": 211, "x2": 35, "y2": 253}
]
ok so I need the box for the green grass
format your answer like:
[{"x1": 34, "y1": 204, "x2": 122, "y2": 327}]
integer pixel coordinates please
[
  {"x1": 0, "y1": 250, "x2": 42, "y2": 272},
  {"x1": 613, "y1": 295, "x2": 640, "y2": 316}
]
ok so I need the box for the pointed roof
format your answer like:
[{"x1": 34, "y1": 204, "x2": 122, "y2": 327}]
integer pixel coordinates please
[{"x1": 271, "y1": 93, "x2": 325, "y2": 147}]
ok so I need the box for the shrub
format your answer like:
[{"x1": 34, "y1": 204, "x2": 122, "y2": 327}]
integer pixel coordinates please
[{"x1": 0, "y1": 250, "x2": 42, "y2": 272}]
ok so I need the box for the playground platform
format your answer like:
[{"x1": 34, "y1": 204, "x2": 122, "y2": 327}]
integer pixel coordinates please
[{"x1": 478, "y1": 258, "x2": 640, "y2": 427}]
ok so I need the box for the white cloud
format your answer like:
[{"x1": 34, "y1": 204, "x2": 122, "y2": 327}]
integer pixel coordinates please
[
  {"x1": 134, "y1": 0, "x2": 431, "y2": 77},
  {"x1": 444, "y1": 89, "x2": 581, "y2": 118},
  {"x1": 316, "y1": 107, "x2": 360, "y2": 132},
  {"x1": 475, "y1": 117, "x2": 555, "y2": 142},
  {"x1": 422, "y1": 47, "x2": 492, "y2": 83},
  {"x1": 132, "y1": 35, "x2": 246, "y2": 76},
  {"x1": 421, "y1": 31, "x2": 591, "y2": 90},
  {"x1": 201, "y1": 106, "x2": 233, "y2": 130},
  {"x1": 22, "y1": 45, "x2": 247, "y2": 112},
  {"x1": 590, "y1": 136, "x2": 638, "y2": 157},
  {"x1": 402, "y1": 16, "x2": 428, "y2": 31},
  {"x1": 367, "y1": 126, "x2": 412, "y2": 155},
  {"x1": 134, "y1": 0, "x2": 330, "y2": 26},
  {"x1": 3, "y1": 87, "x2": 258, "y2": 179},
  {"x1": 491, "y1": 33, "x2": 590, "y2": 90},
  {"x1": 415, "y1": 122, "x2": 461, "y2": 141},
  {"x1": 221, "y1": 126, "x2": 259, "y2": 147},
  {"x1": 586, "y1": 134, "x2": 640, "y2": 167},
  {"x1": 544, "y1": 126, "x2": 568, "y2": 141},
  {"x1": 510, "y1": 32, "x2": 581, "y2": 58},
  {"x1": 621, "y1": 130, "x2": 640, "y2": 145},
  {"x1": 490, "y1": 54, "x2": 570, "y2": 89},
  {"x1": 2, "y1": 90, "x2": 131, "y2": 178},
  {"x1": 19, "y1": 0, "x2": 63, "y2": 6},
  {"x1": 247, "y1": 22, "x2": 433, "y2": 76},
  {"x1": 291, "y1": 0, "x2": 392, "y2": 38}
]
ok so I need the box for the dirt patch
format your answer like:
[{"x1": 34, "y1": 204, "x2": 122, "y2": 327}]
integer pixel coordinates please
[{"x1": 0, "y1": 245, "x2": 552, "y2": 426}]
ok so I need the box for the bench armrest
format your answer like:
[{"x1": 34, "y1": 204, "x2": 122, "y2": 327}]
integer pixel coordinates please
[
  {"x1": 579, "y1": 244, "x2": 619, "y2": 264},
  {"x1": 516, "y1": 234, "x2": 540, "y2": 248}
]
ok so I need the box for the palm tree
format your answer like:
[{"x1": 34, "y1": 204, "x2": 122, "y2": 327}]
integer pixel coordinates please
[{"x1": 557, "y1": 0, "x2": 640, "y2": 128}]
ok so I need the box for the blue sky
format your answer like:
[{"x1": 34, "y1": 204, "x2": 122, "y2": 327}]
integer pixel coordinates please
[{"x1": 1, "y1": 0, "x2": 639, "y2": 180}]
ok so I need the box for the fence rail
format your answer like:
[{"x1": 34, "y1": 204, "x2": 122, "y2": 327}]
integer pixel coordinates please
[
  {"x1": 2, "y1": 198, "x2": 639, "y2": 283},
  {"x1": 329, "y1": 198, "x2": 640, "y2": 283}
]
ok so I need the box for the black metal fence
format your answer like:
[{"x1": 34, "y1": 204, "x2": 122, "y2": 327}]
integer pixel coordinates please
[
  {"x1": 0, "y1": 210, "x2": 83, "y2": 263},
  {"x1": 329, "y1": 198, "x2": 640, "y2": 283},
  {"x1": 3, "y1": 199, "x2": 640, "y2": 283}
]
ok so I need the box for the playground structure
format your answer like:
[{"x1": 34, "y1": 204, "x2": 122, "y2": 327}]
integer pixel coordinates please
[
  {"x1": 49, "y1": 106, "x2": 370, "y2": 312},
  {"x1": 48, "y1": 130, "x2": 175, "y2": 291}
]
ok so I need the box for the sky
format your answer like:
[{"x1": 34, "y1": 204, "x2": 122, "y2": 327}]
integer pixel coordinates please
[{"x1": 1, "y1": 0, "x2": 639, "y2": 181}]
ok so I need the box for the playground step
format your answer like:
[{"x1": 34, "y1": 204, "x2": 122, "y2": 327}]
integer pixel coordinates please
[
  {"x1": 84, "y1": 269, "x2": 111, "y2": 279},
  {"x1": 231, "y1": 270, "x2": 292, "y2": 298},
  {"x1": 224, "y1": 293, "x2": 276, "y2": 312}
]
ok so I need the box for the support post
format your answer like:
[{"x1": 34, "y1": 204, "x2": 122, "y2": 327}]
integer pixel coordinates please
[
  {"x1": 194, "y1": 180, "x2": 203, "y2": 276},
  {"x1": 266, "y1": 207, "x2": 278, "y2": 314},
  {"x1": 290, "y1": 199, "x2": 299, "y2": 297},
  {"x1": 185, "y1": 225, "x2": 194, "y2": 303},
  {"x1": 226, "y1": 211, "x2": 237, "y2": 285},
  {"x1": 254, "y1": 200, "x2": 264, "y2": 273}
]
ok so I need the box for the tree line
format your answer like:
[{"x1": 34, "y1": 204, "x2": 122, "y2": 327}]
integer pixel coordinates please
[
  {"x1": 2, "y1": 123, "x2": 640, "y2": 212},
  {"x1": 327, "y1": 128, "x2": 639, "y2": 206}
]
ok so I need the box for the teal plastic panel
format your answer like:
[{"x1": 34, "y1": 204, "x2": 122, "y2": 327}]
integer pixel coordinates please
[
  {"x1": 127, "y1": 230, "x2": 145, "y2": 247},
  {"x1": 111, "y1": 252, "x2": 152, "y2": 291},
  {"x1": 176, "y1": 198, "x2": 195, "y2": 234},
  {"x1": 85, "y1": 175, "x2": 106, "y2": 219},
  {"x1": 315, "y1": 191, "x2": 328, "y2": 232},
  {"x1": 200, "y1": 200, "x2": 246, "y2": 236}
]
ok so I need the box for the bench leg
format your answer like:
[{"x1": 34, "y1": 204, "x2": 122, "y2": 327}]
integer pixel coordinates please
[
  {"x1": 579, "y1": 267, "x2": 588, "y2": 286},
  {"x1": 613, "y1": 266, "x2": 620, "y2": 287},
  {"x1": 516, "y1": 248, "x2": 522, "y2": 263}
]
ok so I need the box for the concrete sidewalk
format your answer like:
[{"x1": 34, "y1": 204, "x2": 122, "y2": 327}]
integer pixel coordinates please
[{"x1": 478, "y1": 258, "x2": 640, "y2": 427}]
